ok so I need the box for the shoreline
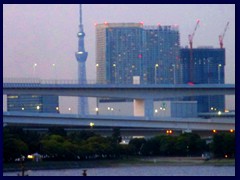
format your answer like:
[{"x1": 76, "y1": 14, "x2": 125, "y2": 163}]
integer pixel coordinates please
[{"x1": 3, "y1": 157, "x2": 235, "y2": 172}]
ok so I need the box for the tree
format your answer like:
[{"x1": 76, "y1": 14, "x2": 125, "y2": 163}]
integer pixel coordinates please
[
  {"x1": 40, "y1": 134, "x2": 66, "y2": 160},
  {"x1": 141, "y1": 137, "x2": 161, "y2": 156},
  {"x1": 210, "y1": 132, "x2": 235, "y2": 158},
  {"x1": 4, "y1": 137, "x2": 29, "y2": 162},
  {"x1": 3, "y1": 127, "x2": 29, "y2": 162},
  {"x1": 21, "y1": 130, "x2": 42, "y2": 154},
  {"x1": 68, "y1": 131, "x2": 96, "y2": 143},
  {"x1": 112, "y1": 128, "x2": 122, "y2": 144},
  {"x1": 158, "y1": 135, "x2": 177, "y2": 156},
  {"x1": 223, "y1": 133, "x2": 235, "y2": 158},
  {"x1": 129, "y1": 138, "x2": 146, "y2": 155},
  {"x1": 48, "y1": 127, "x2": 66, "y2": 137},
  {"x1": 175, "y1": 133, "x2": 205, "y2": 156}
]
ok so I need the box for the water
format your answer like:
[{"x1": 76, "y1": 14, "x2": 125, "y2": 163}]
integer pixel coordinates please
[{"x1": 3, "y1": 165, "x2": 235, "y2": 176}]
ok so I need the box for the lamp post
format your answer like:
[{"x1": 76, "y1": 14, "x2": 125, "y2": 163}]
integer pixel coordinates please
[
  {"x1": 36, "y1": 105, "x2": 40, "y2": 112},
  {"x1": 113, "y1": 64, "x2": 116, "y2": 83},
  {"x1": 52, "y1": 63, "x2": 56, "y2": 83},
  {"x1": 89, "y1": 122, "x2": 94, "y2": 132},
  {"x1": 218, "y1": 64, "x2": 222, "y2": 84},
  {"x1": 96, "y1": 64, "x2": 99, "y2": 83},
  {"x1": 107, "y1": 107, "x2": 114, "y2": 115},
  {"x1": 95, "y1": 107, "x2": 99, "y2": 115},
  {"x1": 111, "y1": 107, "x2": 114, "y2": 115},
  {"x1": 172, "y1": 64, "x2": 176, "y2": 84},
  {"x1": 33, "y1": 63, "x2": 37, "y2": 78},
  {"x1": 155, "y1": 64, "x2": 159, "y2": 84}
]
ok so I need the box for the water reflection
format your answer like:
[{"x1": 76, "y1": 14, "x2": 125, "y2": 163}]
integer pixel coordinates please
[{"x1": 3, "y1": 165, "x2": 235, "y2": 176}]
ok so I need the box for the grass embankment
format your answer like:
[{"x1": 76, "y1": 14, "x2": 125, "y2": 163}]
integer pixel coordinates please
[{"x1": 3, "y1": 157, "x2": 235, "y2": 172}]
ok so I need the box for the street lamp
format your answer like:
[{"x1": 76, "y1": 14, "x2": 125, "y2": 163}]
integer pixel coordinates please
[
  {"x1": 107, "y1": 107, "x2": 114, "y2": 115},
  {"x1": 212, "y1": 129, "x2": 217, "y2": 133},
  {"x1": 218, "y1": 64, "x2": 222, "y2": 84},
  {"x1": 155, "y1": 64, "x2": 159, "y2": 84},
  {"x1": 33, "y1": 63, "x2": 37, "y2": 78},
  {"x1": 52, "y1": 63, "x2": 56, "y2": 82},
  {"x1": 95, "y1": 107, "x2": 99, "y2": 115},
  {"x1": 166, "y1": 130, "x2": 173, "y2": 134},
  {"x1": 113, "y1": 64, "x2": 116, "y2": 83},
  {"x1": 90, "y1": 122, "x2": 95, "y2": 128},
  {"x1": 96, "y1": 64, "x2": 99, "y2": 83},
  {"x1": 172, "y1": 64, "x2": 176, "y2": 84},
  {"x1": 111, "y1": 108, "x2": 114, "y2": 115},
  {"x1": 36, "y1": 105, "x2": 40, "y2": 111}
]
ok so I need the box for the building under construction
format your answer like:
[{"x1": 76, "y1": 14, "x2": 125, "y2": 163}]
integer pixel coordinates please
[{"x1": 180, "y1": 47, "x2": 225, "y2": 112}]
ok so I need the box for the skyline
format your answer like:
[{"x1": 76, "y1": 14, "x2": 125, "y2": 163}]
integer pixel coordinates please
[{"x1": 3, "y1": 4, "x2": 235, "y2": 112}]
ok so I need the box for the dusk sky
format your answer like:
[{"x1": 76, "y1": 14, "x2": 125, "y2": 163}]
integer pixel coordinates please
[{"x1": 3, "y1": 4, "x2": 235, "y2": 112}]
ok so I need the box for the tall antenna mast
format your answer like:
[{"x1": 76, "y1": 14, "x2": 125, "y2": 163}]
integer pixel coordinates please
[
  {"x1": 80, "y1": 4, "x2": 82, "y2": 25},
  {"x1": 75, "y1": 4, "x2": 89, "y2": 115}
]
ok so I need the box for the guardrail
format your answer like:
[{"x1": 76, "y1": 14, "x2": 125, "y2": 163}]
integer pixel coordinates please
[{"x1": 3, "y1": 78, "x2": 97, "y2": 84}]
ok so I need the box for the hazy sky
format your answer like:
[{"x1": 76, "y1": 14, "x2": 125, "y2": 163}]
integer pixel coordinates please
[{"x1": 3, "y1": 4, "x2": 235, "y2": 112}]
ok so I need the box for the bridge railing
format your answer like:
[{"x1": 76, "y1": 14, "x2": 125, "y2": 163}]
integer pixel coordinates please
[
  {"x1": 3, "y1": 78, "x2": 236, "y2": 87},
  {"x1": 3, "y1": 78, "x2": 98, "y2": 85},
  {"x1": 3, "y1": 78, "x2": 155, "y2": 85}
]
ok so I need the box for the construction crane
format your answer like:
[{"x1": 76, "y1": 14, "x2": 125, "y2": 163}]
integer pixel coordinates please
[
  {"x1": 219, "y1": 22, "x2": 229, "y2": 48},
  {"x1": 188, "y1": 19, "x2": 200, "y2": 83}
]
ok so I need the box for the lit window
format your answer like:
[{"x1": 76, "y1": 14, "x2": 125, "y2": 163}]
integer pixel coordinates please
[{"x1": 8, "y1": 96, "x2": 18, "y2": 99}]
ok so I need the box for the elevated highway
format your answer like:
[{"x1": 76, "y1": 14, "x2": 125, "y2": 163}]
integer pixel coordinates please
[
  {"x1": 3, "y1": 79, "x2": 235, "y2": 135},
  {"x1": 3, "y1": 112, "x2": 235, "y2": 131},
  {"x1": 3, "y1": 82, "x2": 235, "y2": 99}
]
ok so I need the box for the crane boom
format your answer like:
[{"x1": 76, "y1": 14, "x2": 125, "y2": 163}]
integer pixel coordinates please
[
  {"x1": 188, "y1": 19, "x2": 200, "y2": 49},
  {"x1": 188, "y1": 20, "x2": 200, "y2": 83},
  {"x1": 219, "y1": 22, "x2": 229, "y2": 48}
]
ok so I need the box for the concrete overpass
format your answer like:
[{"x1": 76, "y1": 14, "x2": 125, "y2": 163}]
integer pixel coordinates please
[
  {"x1": 3, "y1": 112, "x2": 235, "y2": 132},
  {"x1": 3, "y1": 82, "x2": 235, "y2": 99},
  {"x1": 3, "y1": 80, "x2": 235, "y2": 117}
]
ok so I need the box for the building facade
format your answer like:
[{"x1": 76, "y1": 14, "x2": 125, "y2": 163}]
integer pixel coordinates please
[
  {"x1": 7, "y1": 95, "x2": 59, "y2": 113},
  {"x1": 97, "y1": 100, "x2": 197, "y2": 118},
  {"x1": 180, "y1": 47, "x2": 225, "y2": 112},
  {"x1": 96, "y1": 23, "x2": 180, "y2": 84}
]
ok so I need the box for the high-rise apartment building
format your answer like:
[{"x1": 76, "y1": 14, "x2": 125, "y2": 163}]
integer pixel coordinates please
[
  {"x1": 7, "y1": 95, "x2": 59, "y2": 113},
  {"x1": 96, "y1": 23, "x2": 180, "y2": 84},
  {"x1": 180, "y1": 47, "x2": 225, "y2": 112}
]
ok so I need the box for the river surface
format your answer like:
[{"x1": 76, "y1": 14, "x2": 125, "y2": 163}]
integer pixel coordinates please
[{"x1": 3, "y1": 165, "x2": 235, "y2": 176}]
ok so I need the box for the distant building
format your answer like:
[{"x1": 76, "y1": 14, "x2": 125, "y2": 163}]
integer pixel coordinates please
[
  {"x1": 95, "y1": 23, "x2": 181, "y2": 116},
  {"x1": 7, "y1": 95, "x2": 59, "y2": 113},
  {"x1": 180, "y1": 47, "x2": 225, "y2": 112},
  {"x1": 96, "y1": 23, "x2": 180, "y2": 84},
  {"x1": 97, "y1": 100, "x2": 198, "y2": 118}
]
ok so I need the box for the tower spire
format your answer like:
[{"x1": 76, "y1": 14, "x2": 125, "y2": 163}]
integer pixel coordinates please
[{"x1": 80, "y1": 4, "x2": 82, "y2": 25}]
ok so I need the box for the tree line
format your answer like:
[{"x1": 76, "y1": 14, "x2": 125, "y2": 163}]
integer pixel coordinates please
[{"x1": 3, "y1": 126, "x2": 235, "y2": 163}]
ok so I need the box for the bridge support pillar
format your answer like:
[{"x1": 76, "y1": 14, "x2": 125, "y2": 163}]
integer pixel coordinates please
[
  {"x1": 133, "y1": 99, "x2": 144, "y2": 116},
  {"x1": 133, "y1": 99, "x2": 154, "y2": 118}
]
